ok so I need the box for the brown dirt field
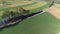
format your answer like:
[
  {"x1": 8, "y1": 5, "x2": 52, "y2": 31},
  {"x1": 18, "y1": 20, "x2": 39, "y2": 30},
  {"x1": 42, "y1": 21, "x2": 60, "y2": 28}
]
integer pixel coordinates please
[{"x1": 46, "y1": 6, "x2": 60, "y2": 20}]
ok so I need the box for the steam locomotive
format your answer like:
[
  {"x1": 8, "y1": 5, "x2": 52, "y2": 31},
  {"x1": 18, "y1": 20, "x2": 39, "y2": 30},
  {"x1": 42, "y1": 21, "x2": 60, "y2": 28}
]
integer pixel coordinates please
[{"x1": 0, "y1": 8, "x2": 43, "y2": 29}]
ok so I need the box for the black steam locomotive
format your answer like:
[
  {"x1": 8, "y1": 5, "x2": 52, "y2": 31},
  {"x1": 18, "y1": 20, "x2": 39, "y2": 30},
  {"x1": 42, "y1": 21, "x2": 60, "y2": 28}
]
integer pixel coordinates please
[{"x1": 0, "y1": 8, "x2": 43, "y2": 29}]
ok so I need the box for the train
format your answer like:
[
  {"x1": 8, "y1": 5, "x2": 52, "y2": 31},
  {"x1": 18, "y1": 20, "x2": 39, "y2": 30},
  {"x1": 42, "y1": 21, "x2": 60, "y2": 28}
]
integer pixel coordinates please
[{"x1": 0, "y1": 8, "x2": 43, "y2": 29}]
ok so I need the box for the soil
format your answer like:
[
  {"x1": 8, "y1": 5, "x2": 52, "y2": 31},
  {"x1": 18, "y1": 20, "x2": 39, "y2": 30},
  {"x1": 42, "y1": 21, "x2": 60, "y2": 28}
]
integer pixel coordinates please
[{"x1": 46, "y1": 5, "x2": 60, "y2": 20}]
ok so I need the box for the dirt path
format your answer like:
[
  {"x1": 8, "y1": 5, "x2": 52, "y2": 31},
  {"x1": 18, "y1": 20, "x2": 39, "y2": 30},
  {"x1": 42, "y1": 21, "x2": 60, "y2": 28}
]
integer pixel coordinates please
[{"x1": 46, "y1": 5, "x2": 60, "y2": 20}]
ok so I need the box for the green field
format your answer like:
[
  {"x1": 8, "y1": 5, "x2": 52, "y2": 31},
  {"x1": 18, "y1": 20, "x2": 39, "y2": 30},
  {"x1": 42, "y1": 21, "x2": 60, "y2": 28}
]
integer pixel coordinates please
[
  {"x1": 30, "y1": 3, "x2": 49, "y2": 13},
  {"x1": 0, "y1": 12, "x2": 60, "y2": 34}
]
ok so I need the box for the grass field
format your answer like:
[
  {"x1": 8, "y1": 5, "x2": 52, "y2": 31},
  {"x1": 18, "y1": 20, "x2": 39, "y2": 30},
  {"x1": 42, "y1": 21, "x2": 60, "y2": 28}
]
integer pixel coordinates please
[
  {"x1": 30, "y1": 3, "x2": 49, "y2": 13},
  {"x1": 0, "y1": 12, "x2": 60, "y2": 34},
  {"x1": 0, "y1": 0, "x2": 29, "y2": 4},
  {"x1": 0, "y1": 1, "x2": 37, "y2": 10},
  {"x1": 0, "y1": 1, "x2": 34, "y2": 8},
  {"x1": 54, "y1": 3, "x2": 60, "y2": 9},
  {"x1": 23, "y1": 1, "x2": 46, "y2": 10}
]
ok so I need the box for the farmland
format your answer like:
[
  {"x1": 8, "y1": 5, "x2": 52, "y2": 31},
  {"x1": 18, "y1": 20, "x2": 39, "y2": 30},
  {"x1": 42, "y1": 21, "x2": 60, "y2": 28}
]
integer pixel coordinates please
[{"x1": 0, "y1": 1, "x2": 60, "y2": 34}]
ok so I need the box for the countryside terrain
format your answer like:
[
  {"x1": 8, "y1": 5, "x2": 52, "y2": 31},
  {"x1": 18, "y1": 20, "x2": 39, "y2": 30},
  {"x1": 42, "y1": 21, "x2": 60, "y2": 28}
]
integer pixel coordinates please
[{"x1": 0, "y1": 0, "x2": 60, "y2": 34}]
